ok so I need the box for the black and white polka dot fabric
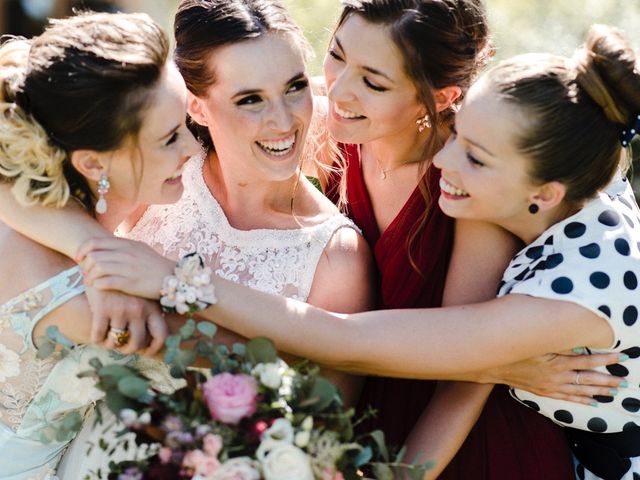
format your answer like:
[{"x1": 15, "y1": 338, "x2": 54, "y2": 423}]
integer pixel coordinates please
[{"x1": 497, "y1": 176, "x2": 640, "y2": 479}]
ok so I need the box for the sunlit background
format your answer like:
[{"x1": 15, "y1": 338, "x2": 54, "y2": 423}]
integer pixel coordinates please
[{"x1": 2, "y1": 0, "x2": 640, "y2": 191}]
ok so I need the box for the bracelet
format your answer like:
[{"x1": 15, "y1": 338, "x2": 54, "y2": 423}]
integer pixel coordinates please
[{"x1": 160, "y1": 253, "x2": 217, "y2": 315}]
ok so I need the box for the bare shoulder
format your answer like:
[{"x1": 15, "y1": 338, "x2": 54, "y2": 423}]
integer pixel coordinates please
[
  {"x1": 0, "y1": 222, "x2": 77, "y2": 303},
  {"x1": 307, "y1": 225, "x2": 375, "y2": 313}
]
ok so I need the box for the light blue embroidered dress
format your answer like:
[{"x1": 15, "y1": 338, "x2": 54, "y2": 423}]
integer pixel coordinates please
[{"x1": 0, "y1": 266, "x2": 112, "y2": 480}]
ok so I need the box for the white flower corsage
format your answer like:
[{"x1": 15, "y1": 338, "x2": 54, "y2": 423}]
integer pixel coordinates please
[{"x1": 160, "y1": 253, "x2": 217, "y2": 315}]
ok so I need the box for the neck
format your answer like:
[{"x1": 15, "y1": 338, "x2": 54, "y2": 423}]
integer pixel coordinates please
[
  {"x1": 203, "y1": 152, "x2": 298, "y2": 219},
  {"x1": 96, "y1": 196, "x2": 140, "y2": 233},
  {"x1": 507, "y1": 202, "x2": 582, "y2": 245},
  {"x1": 362, "y1": 126, "x2": 431, "y2": 174}
]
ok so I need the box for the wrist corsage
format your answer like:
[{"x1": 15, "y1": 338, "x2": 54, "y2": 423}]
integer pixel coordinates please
[{"x1": 160, "y1": 252, "x2": 217, "y2": 315}]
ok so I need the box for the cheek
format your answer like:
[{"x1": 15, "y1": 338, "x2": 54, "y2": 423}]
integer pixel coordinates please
[{"x1": 323, "y1": 57, "x2": 337, "y2": 86}]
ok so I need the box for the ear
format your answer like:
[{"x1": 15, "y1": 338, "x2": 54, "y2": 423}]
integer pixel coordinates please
[
  {"x1": 70, "y1": 150, "x2": 110, "y2": 182},
  {"x1": 530, "y1": 181, "x2": 567, "y2": 212},
  {"x1": 187, "y1": 91, "x2": 208, "y2": 127},
  {"x1": 433, "y1": 86, "x2": 462, "y2": 113}
]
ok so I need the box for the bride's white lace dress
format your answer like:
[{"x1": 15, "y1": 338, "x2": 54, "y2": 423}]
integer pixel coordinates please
[{"x1": 57, "y1": 155, "x2": 357, "y2": 478}]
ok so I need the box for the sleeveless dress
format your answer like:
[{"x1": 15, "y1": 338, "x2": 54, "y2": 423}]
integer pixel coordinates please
[
  {"x1": 497, "y1": 176, "x2": 640, "y2": 480},
  {"x1": 57, "y1": 154, "x2": 359, "y2": 478},
  {"x1": 0, "y1": 266, "x2": 120, "y2": 480},
  {"x1": 327, "y1": 143, "x2": 574, "y2": 479}
]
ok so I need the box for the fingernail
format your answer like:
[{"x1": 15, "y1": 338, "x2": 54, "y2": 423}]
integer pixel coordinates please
[
  {"x1": 590, "y1": 401, "x2": 599, "y2": 407},
  {"x1": 619, "y1": 380, "x2": 629, "y2": 388},
  {"x1": 573, "y1": 347, "x2": 586, "y2": 354},
  {"x1": 619, "y1": 354, "x2": 630, "y2": 362},
  {"x1": 609, "y1": 389, "x2": 619, "y2": 396}
]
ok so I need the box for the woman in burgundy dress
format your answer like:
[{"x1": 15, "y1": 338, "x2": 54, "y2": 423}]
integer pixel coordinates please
[{"x1": 318, "y1": 1, "x2": 576, "y2": 478}]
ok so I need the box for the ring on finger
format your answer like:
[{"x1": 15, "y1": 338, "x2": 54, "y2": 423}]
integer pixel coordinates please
[
  {"x1": 109, "y1": 327, "x2": 130, "y2": 348},
  {"x1": 574, "y1": 370, "x2": 581, "y2": 385}
]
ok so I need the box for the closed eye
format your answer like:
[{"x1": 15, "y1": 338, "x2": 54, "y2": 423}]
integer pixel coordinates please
[
  {"x1": 165, "y1": 131, "x2": 179, "y2": 146},
  {"x1": 363, "y1": 77, "x2": 387, "y2": 92}
]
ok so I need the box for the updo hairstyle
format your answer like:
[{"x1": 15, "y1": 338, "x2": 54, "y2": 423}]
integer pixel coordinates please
[{"x1": 0, "y1": 12, "x2": 169, "y2": 212}]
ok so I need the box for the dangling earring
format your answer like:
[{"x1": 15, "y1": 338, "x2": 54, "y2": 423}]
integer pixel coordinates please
[
  {"x1": 528, "y1": 203, "x2": 539, "y2": 214},
  {"x1": 96, "y1": 173, "x2": 110, "y2": 214},
  {"x1": 416, "y1": 114, "x2": 431, "y2": 133}
]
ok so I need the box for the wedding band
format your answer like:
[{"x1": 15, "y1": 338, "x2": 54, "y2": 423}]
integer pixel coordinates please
[
  {"x1": 109, "y1": 327, "x2": 130, "y2": 347},
  {"x1": 574, "y1": 371, "x2": 581, "y2": 385}
]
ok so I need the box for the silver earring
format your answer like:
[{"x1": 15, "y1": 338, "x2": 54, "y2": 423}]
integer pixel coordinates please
[
  {"x1": 416, "y1": 114, "x2": 431, "y2": 133},
  {"x1": 96, "y1": 174, "x2": 110, "y2": 214}
]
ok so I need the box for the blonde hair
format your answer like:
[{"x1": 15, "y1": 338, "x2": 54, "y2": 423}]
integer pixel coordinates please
[{"x1": 0, "y1": 39, "x2": 70, "y2": 207}]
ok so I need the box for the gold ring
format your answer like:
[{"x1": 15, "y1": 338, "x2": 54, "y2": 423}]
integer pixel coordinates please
[
  {"x1": 575, "y1": 371, "x2": 581, "y2": 385},
  {"x1": 109, "y1": 327, "x2": 130, "y2": 347}
]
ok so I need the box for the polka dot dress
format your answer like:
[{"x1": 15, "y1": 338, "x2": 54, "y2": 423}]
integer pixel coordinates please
[{"x1": 497, "y1": 176, "x2": 640, "y2": 480}]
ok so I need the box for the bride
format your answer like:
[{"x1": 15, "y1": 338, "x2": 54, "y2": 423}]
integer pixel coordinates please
[
  {"x1": 0, "y1": 11, "x2": 200, "y2": 479},
  {"x1": 55, "y1": 0, "x2": 371, "y2": 477}
]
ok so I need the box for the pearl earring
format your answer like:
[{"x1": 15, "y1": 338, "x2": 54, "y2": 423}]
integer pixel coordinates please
[{"x1": 96, "y1": 173, "x2": 110, "y2": 214}]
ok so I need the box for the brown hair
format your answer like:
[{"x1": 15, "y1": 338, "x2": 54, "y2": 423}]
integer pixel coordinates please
[
  {"x1": 0, "y1": 12, "x2": 168, "y2": 212},
  {"x1": 486, "y1": 24, "x2": 640, "y2": 205},
  {"x1": 334, "y1": 0, "x2": 492, "y2": 271},
  {"x1": 174, "y1": 0, "x2": 311, "y2": 151}
]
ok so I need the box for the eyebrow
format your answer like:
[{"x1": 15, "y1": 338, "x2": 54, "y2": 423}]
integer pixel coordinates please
[
  {"x1": 158, "y1": 124, "x2": 180, "y2": 142},
  {"x1": 334, "y1": 36, "x2": 394, "y2": 84},
  {"x1": 465, "y1": 136, "x2": 495, "y2": 157},
  {"x1": 231, "y1": 73, "x2": 307, "y2": 99}
]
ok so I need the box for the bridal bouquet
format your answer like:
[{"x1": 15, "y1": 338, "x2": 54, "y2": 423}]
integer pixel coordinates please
[{"x1": 78, "y1": 319, "x2": 431, "y2": 480}]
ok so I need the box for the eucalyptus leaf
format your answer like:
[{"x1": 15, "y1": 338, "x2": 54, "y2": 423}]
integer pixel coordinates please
[
  {"x1": 35, "y1": 339, "x2": 55, "y2": 360},
  {"x1": 165, "y1": 334, "x2": 181, "y2": 349},
  {"x1": 371, "y1": 463, "x2": 394, "y2": 480},
  {"x1": 369, "y1": 430, "x2": 389, "y2": 462},
  {"x1": 246, "y1": 337, "x2": 278, "y2": 365},
  {"x1": 180, "y1": 319, "x2": 196, "y2": 340},
  {"x1": 232, "y1": 342, "x2": 246, "y2": 356},
  {"x1": 117, "y1": 376, "x2": 150, "y2": 400},
  {"x1": 353, "y1": 446, "x2": 373, "y2": 467},
  {"x1": 197, "y1": 321, "x2": 217, "y2": 338},
  {"x1": 305, "y1": 175, "x2": 323, "y2": 192},
  {"x1": 178, "y1": 348, "x2": 197, "y2": 367},
  {"x1": 308, "y1": 377, "x2": 337, "y2": 411},
  {"x1": 89, "y1": 357, "x2": 103, "y2": 370},
  {"x1": 46, "y1": 325, "x2": 74, "y2": 348},
  {"x1": 104, "y1": 390, "x2": 136, "y2": 416}
]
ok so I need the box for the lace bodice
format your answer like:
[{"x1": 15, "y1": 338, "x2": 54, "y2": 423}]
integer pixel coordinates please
[
  {"x1": 125, "y1": 155, "x2": 358, "y2": 301},
  {"x1": 0, "y1": 266, "x2": 124, "y2": 479}
]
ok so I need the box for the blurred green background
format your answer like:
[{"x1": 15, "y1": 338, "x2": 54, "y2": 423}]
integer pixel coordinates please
[
  {"x1": 3, "y1": 1, "x2": 640, "y2": 74},
  {"x1": 2, "y1": 0, "x2": 640, "y2": 190}
]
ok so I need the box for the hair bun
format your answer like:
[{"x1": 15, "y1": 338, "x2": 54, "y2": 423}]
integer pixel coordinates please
[{"x1": 574, "y1": 24, "x2": 640, "y2": 126}]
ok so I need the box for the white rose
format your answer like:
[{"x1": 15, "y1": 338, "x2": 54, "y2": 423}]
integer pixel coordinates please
[
  {"x1": 212, "y1": 457, "x2": 261, "y2": 480},
  {"x1": 261, "y1": 444, "x2": 314, "y2": 480},
  {"x1": 294, "y1": 430, "x2": 310, "y2": 448},
  {"x1": 261, "y1": 418, "x2": 294, "y2": 444},
  {"x1": 253, "y1": 362, "x2": 282, "y2": 389}
]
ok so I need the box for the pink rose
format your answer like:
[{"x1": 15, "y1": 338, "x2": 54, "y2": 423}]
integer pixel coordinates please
[
  {"x1": 203, "y1": 433, "x2": 223, "y2": 457},
  {"x1": 203, "y1": 373, "x2": 258, "y2": 424},
  {"x1": 183, "y1": 449, "x2": 221, "y2": 478}
]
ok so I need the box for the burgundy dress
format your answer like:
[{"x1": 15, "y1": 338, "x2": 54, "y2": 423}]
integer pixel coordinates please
[{"x1": 327, "y1": 143, "x2": 574, "y2": 479}]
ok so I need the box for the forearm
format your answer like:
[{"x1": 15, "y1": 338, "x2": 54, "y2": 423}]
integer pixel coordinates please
[
  {"x1": 0, "y1": 184, "x2": 108, "y2": 258},
  {"x1": 404, "y1": 382, "x2": 493, "y2": 480}
]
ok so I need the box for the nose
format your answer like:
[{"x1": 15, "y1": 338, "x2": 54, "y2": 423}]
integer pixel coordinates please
[
  {"x1": 268, "y1": 99, "x2": 294, "y2": 133},
  {"x1": 433, "y1": 135, "x2": 456, "y2": 171},
  {"x1": 326, "y1": 66, "x2": 355, "y2": 105}
]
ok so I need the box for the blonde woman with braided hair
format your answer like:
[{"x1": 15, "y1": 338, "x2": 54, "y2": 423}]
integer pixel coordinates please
[{"x1": 0, "y1": 12, "x2": 201, "y2": 478}]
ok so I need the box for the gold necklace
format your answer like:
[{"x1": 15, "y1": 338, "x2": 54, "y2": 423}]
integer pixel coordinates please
[{"x1": 375, "y1": 158, "x2": 405, "y2": 180}]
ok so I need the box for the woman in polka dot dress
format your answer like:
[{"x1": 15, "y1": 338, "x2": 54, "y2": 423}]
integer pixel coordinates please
[{"x1": 22, "y1": 22, "x2": 640, "y2": 480}]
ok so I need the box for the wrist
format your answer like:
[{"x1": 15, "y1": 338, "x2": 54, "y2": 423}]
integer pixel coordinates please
[{"x1": 160, "y1": 253, "x2": 217, "y2": 314}]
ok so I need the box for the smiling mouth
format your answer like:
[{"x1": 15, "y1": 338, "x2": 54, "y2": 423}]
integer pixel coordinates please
[
  {"x1": 439, "y1": 177, "x2": 469, "y2": 197},
  {"x1": 334, "y1": 104, "x2": 365, "y2": 120},
  {"x1": 256, "y1": 133, "x2": 297, "y2": 157},
  {"x1": 166, "y1": 166, "x2": 184, "y2": 182}
]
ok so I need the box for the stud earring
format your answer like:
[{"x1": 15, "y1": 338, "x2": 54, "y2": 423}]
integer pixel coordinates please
[
  {"x1": 528, "y1": 203, "x2": 539, "y2": 214},
  {"x1": 416, "y1": 114, "x2": 431, "y2": 133},
  {"x1": 96, "y1": 173, "x2": 110, "y2": 214}
]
